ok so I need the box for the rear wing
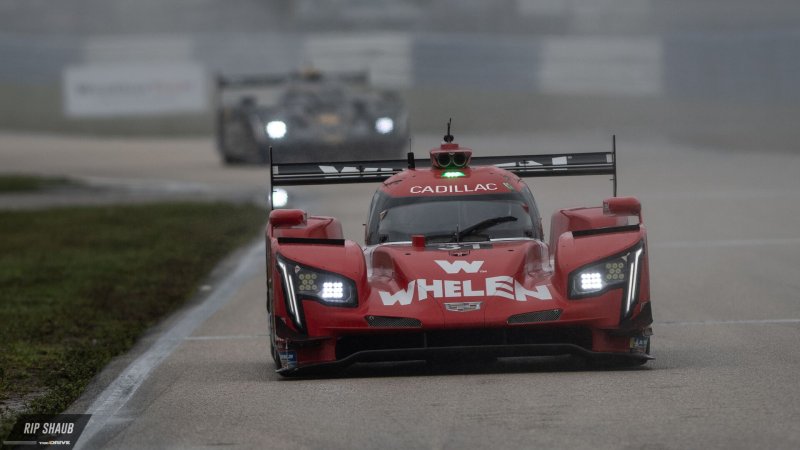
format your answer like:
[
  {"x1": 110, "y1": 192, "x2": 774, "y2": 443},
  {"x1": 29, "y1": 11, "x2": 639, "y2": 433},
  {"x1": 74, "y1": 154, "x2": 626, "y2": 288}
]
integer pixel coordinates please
[
  {"x1": 214, "y1": 71, "x2": 370, "y2": 113},
  {"x1": 270, "y1": 151, "x2": 616, "y2": 185},
  {"x1": 270, "y1": 142, "x2": 619, "y2": 205},
  {"x1": 215, "y1": 70, "x2": 370, "y2": 123}
]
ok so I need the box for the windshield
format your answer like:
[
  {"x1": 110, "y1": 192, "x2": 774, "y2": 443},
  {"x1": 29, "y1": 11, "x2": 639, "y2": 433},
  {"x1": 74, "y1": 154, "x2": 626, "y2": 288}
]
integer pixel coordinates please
[{"x1": 366, "y1": 191, "x2": 542, "y2": 245}]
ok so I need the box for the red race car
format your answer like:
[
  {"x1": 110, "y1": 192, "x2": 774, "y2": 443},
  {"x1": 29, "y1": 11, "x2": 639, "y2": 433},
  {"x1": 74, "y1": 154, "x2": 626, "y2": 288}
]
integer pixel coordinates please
[{"x1": 266, "y1": 128, "x2": 652, "y2": 376}]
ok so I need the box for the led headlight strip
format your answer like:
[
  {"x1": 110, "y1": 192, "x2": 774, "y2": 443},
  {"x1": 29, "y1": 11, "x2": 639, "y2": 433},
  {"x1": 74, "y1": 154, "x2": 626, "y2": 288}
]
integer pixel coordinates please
[
  {"x1": 277, "y1": 259, "x2": 303, "y2": 329},
  {"x1": 276, "y1": 255, "x2": 357, "y2": 330},
  {"x1": 568, "y1": 241, "x2": 644, "y2": 304},
  {"x1": 623, "y1": 246, "x2": 644, "y2": 318}
]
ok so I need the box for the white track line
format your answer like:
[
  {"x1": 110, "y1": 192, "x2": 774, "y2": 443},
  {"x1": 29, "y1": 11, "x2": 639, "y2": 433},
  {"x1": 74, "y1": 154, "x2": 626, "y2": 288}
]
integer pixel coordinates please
[
  {"x1": 185, "y1": 334, "x2": 268, "y2": 341},
  {"x1": 76, "y1": 241, "x2": 264, "y2": 449},
  {"x1": 658, "y1": 319, "x2": 800, "y2": 326},
  {"x1": 643, "y1": 188, "x2": 800, "y2": 200},
  {"x1": 652, "y1": 237, "x2": 800, "y2": 249}
]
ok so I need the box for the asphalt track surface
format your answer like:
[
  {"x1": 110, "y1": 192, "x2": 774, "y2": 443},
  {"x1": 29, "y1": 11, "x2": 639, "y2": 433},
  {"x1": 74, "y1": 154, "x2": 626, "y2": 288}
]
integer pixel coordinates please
[{"x1": 2, "y1": 132, "x2": 800, "y2": 449}]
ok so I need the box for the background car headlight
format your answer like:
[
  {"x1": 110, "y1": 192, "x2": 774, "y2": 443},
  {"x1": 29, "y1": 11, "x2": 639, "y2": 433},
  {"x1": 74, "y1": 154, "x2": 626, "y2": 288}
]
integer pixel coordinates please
[
  {"x1": 277, "y1": 256, "x2": 357, "y2": 308},
  {"x1": 569, "y1": 242, "x2": 643, "y2": 300},
  {"x1": 374, "y1": 117, "x2": 394, "y2": 134},
  {"x1": 266, "y1": 120, "x2": 287, "y2": 139},
  {"x1": 271, "y1": 188, "x2": 288, "y2": 208}
]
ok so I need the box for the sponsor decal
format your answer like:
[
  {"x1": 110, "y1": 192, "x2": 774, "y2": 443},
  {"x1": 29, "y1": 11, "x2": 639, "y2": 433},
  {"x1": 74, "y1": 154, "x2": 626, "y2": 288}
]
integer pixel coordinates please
[
  {"x1": 629, "y1": 336, "x2": 649, "y2": 354},
  {"x1": 319, "y1": 166, "x2": 395, "y2": 175},
  {"x1": 279, "y1": 350, "x2": 298, "y2": 369},
  {"x1": 378, "y1": 277, "x2": 552, "y2": 305},
  {"x1": 3, "y1": 414, "x2": 90, "y2": 449},
  {"x1": 409, "y1": 183, "x2": 498, "y2": 194},
  {"x1": 434, "y1": 260, "x2": 483, "y2": 274},
  {"x1": 378, "y1": 260, "x2": 552, "y2": 306},
  {"x1": 434, "y1": 243, "x2": 492, "y2": 251},
  {"x1": 444, "y1": 302, "x2": 482, "y2": 312},
  {"x1": 494, "y1": 160, "x2": 543, "y2": 168}
]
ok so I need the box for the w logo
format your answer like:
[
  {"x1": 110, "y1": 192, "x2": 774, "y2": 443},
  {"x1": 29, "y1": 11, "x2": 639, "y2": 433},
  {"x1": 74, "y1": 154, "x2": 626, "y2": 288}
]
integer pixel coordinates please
[{"x1": 434, "y1": 260, "x2": 484, "y2": 274}]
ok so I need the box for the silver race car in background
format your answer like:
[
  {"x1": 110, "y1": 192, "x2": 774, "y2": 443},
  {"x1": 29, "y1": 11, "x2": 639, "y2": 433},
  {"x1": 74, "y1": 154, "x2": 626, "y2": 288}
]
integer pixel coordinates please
[{"x1": 215, "y1": 70, "x2": 409, "y2": 164}]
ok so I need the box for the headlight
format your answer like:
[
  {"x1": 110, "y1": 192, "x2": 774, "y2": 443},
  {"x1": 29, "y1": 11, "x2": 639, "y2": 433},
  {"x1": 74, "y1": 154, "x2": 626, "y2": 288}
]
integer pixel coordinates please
[
  {"x1": 271, "y1": 188, "x2": 288, "y2": 208},
  {"x1": 375, "y1": 117, "x2": 394, "y2": 134},
  {"x1": 569, "y1": 242, "x2": 644, "y2": 310},
  {"x1": 276, "y1": 255, "x2": 357, "y2": 329},
  {"x1": 266, "y1": 120, "x2": 287, "y2": 139}
]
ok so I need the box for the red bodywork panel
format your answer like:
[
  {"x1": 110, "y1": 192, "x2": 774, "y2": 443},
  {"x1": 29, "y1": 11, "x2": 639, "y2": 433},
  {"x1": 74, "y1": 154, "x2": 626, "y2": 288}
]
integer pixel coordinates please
[{"x1": 266, "y1": 142, "x2": 652, "y2": 372}]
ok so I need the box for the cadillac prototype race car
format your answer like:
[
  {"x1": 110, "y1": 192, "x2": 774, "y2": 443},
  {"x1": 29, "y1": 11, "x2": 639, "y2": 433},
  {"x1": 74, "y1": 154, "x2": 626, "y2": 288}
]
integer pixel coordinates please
[
  {"x1": 215, "y1": 70, "x2": 408, "y2": 164},
  {"x1": 266, "y1": 130, "x2": 653, "y2": 376}
]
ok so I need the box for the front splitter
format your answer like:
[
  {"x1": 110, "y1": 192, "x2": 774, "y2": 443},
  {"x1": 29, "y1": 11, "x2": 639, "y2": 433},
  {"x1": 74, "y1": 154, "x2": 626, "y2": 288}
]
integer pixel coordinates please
[{"x1": 276, "y1": 343, "x2": 653, "y2": 376}]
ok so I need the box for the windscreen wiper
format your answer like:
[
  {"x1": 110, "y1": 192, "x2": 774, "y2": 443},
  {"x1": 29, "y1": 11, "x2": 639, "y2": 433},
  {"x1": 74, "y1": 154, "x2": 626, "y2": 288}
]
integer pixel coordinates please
[
  {"x1": 425, "y1": 216, "x2": 518, "y2": 243},
  {"x1": 457, "y1": 215, "x2": 518, "y2": 240}
]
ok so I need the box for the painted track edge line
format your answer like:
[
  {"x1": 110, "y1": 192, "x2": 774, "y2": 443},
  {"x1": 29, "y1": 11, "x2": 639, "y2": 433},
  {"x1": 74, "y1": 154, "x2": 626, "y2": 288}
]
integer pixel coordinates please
[
  {"x1": 75, "y1": 240, "x2": 264, "y2": 449},
  {"x1": 657, "y1": 318, "x2": 800, "y2": 325},
  {"x1": 185, "y1": 334, "x2": 268, "y2": 341},
  {"x1": 652, "y1": 238, "x2": 800, "y2": 249}
]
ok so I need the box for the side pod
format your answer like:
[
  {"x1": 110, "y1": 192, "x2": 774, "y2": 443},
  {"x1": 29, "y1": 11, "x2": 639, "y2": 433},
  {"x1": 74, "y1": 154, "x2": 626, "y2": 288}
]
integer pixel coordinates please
[
  {"x1": 549, "y1": 197, "x2": 642, "y2": 250},
  {"x1": 549, "y1": 198, "x2": 647, "y2": 303},
  {"x1": 268, "y1": 210, "x2": 344, "y2": 240}
]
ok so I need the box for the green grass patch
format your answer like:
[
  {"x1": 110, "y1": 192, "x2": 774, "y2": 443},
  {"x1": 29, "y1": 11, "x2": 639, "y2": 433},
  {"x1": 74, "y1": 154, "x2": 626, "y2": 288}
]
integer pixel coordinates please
[
  {"x1": 0, "y1": 202, "x2": 264, "y2": 437},
  {"x1": 0, "y1": 174, "x2": 77, "y2": 193}
]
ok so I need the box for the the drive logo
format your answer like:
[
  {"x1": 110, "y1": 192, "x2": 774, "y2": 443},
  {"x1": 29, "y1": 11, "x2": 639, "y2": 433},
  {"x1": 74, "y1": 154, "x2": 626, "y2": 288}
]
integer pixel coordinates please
[{"x1": 378, "y1": 260, "x2": 552, "y2": 306}]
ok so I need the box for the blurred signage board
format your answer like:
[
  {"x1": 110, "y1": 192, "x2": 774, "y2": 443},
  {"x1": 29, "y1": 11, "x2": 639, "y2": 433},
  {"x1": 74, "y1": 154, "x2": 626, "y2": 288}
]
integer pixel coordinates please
[{"x1": 63, "y1": 63, "x2": 208, "y2": 117}]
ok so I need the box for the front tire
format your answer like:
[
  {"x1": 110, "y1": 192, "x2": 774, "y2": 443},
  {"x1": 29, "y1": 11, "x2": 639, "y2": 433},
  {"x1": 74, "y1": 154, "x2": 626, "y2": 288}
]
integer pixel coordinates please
[
  {"x1": 268, "y1": 313, "x2": 282, "y2": 369},
  {"x1": 221, "y1": 118, "x2": 261, "y2": 164},
  {"x1": 589, "y1": 339, "x2": 651, "y2": 369}
]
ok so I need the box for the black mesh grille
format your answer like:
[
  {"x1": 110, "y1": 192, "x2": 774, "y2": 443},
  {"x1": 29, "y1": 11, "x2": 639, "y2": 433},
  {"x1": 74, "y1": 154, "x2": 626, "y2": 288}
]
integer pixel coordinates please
[
  {"x1": 507, "y1": 309, "x2": 562, "y2": 324},
  {"x1": 335, "y1": 327, "x2": 591, "y2": 360},
  {"x1": 366, "y1": 316, "x2": 422, "y2": 328}
]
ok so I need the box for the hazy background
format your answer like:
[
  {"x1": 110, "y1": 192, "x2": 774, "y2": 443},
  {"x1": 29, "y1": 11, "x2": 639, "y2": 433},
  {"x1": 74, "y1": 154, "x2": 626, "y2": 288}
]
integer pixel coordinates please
[{"x1": 1, "y1": 0, "x2": 799, "y2": 149}]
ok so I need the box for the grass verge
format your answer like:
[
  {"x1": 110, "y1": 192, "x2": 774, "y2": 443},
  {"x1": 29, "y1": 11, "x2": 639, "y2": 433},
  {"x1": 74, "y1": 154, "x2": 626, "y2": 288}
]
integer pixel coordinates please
[
  {"x1": 0, "y1": 174, "x2": 76, "y2": 193},
  {"x1": 0, "y1": 201, "x2": 264, "y2": 437}
]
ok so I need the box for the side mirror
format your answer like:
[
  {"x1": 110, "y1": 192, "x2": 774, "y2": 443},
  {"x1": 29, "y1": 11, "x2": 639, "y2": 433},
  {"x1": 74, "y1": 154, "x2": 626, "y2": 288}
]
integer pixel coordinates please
[
  {"x1": 269, "y1": 209, "x2": 306, "y2": 227},
  {"x1": 603, "y1": 197, "x2": 641, "y2": 217}
]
